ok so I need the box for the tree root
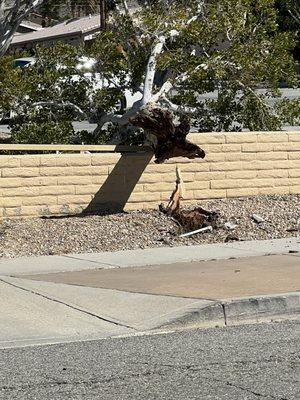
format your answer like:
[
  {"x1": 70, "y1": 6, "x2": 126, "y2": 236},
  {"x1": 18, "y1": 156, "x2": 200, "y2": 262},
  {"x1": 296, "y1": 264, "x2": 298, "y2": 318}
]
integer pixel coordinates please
[{"x1": 130, "y1": 106, "x2": 205, "y2": 163}]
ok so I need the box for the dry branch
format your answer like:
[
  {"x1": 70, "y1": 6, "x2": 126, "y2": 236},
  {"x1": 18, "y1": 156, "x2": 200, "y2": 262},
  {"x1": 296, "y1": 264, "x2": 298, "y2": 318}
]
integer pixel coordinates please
[{"x1": 160, "y1": 167, "x2": 218, "y2": 232}]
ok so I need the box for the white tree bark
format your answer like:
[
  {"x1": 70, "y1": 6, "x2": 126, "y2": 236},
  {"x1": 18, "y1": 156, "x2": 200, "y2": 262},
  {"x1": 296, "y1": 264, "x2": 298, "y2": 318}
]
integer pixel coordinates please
[
  {"x1": 160, "y1": 96, "x2": 198, "y2": 115},
  {"x1": 95, "y1": 38, "x2": 201, "y2": 132},
  {"x1": 0, "y1": 0, "x2": 44, "y2": 56},
  {"x1": 287, "y1": 7, "x2": 300, "y2": 25},
  {"x1": 141, "y1": 34, "x2": 165, "y2": 105},
  {"x1": 121, "y1": 0, "x2": 130, "y2": 15}
]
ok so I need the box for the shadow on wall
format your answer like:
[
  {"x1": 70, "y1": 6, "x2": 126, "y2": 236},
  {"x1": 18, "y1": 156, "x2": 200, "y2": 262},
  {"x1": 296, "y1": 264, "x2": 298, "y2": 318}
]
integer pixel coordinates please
[{"x1": 83, "y1": 151, "x2": 153, "y2": 214}]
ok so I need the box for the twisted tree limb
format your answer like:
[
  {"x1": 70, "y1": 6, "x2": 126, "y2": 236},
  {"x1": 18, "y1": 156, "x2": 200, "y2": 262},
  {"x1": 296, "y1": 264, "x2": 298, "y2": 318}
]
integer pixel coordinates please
[{"x1": 160, "y1": 167, "x2": 218, "y2": 232}]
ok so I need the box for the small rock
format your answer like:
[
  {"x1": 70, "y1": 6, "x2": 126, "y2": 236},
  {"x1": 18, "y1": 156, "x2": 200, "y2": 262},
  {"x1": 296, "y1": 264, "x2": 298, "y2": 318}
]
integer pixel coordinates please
[
  {"x1": 224, "y1": 222, "x2": 238, "y2": 230},
  {"x1": 286, "y1": 228, "x2": 299, "y2": 233},
  {"x1": 252, "y1": 214, "x2": 265, "y2": 224}
]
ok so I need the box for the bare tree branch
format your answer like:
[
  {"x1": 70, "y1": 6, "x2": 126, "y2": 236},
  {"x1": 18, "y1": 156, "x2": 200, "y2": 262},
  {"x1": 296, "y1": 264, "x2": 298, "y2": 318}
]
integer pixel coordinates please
[
  {"x1": 32, "y1": 101, "x2": 87, "y2": 118},
  {"x1": 287, "y1": 8, "x2": 300, "y2": 25},
  {"x1": 160, "y1": 96, "x2": 198, "y2": 115},
  {"x1": 121, "y1": 0, "x2": 130, "y2": 16},
  {"x1": 152, "y1": 65, "x2": 203, "y2": 103}
]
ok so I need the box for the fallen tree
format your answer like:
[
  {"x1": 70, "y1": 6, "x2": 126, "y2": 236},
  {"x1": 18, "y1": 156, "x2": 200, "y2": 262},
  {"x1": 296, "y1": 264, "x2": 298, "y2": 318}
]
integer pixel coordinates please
[
  {"x1": 2, "y1": 0, "x2": 299, "y2": 154},
  {"x1": 86, "y1": 0, "x2": 299, "y2": 158},
  {"x1": 87, "y1": 0, "x2": 209, "y2": 162}
]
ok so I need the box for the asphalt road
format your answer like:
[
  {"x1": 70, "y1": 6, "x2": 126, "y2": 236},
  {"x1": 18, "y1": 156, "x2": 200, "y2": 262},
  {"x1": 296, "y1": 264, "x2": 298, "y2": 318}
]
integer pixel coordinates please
[
  {"x1": 0, "y1": 121, "x2": 98, "y2": 135},
  {"x1": 0, "y1": 321, "x2": 299, "y2": 400}
]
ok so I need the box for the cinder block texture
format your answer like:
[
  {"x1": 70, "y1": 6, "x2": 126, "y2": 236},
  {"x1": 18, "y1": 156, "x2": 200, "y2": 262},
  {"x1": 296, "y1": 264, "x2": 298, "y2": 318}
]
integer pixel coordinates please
[{"x1": 0, "y1": 132, "x2": 299, "y2": 219}]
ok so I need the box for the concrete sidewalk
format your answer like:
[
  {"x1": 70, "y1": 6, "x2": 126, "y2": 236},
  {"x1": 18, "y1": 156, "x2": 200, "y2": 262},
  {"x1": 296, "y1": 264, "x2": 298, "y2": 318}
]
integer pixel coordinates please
[
  {"x1": 22, "y1": 253, "x2": 300, "y2": 299},
  {"x1": 0, "y1": 237, "x2": 299, "y2": 276},
  {"x1": 0, "y1": 238, "x2": 299, "y2": 349}
]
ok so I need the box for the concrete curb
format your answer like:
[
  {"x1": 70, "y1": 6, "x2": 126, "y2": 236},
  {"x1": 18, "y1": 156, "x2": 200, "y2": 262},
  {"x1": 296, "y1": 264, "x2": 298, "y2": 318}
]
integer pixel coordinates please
[
  {"x1": 223, "y1": 292, "x2": 300, "y2": 325},
  {"x1": 0, "y1": 275, "x2": 299, "y2": 349},
  {"x1": 0, "y1": 237, "x2": 299, "y2": 276},
  {"x1": 157, "y1": 292, "x2": 300, "y2": 330}
]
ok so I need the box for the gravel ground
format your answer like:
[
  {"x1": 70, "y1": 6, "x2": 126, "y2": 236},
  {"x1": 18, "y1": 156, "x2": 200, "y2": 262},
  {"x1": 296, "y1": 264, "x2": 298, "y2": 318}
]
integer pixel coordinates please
[{"x1": 0, "y1": 194, "x2": 299, "y2": 258}]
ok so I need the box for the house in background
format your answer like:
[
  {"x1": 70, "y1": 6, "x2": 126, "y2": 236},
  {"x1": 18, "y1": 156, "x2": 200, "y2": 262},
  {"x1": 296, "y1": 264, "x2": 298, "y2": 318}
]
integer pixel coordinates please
[
  {"x1": 10, "y1": 1, "x2": 141, "y2": 53},
  {"x1": 10, "y1": 14, "x2": 102, "y2": 52}
]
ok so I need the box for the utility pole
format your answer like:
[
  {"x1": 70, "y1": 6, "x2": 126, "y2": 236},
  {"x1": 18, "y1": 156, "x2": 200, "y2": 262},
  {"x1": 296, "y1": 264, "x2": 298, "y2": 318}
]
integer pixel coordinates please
[{"x1": 100, "y1": 0, "x2": 107, "y2": 30}]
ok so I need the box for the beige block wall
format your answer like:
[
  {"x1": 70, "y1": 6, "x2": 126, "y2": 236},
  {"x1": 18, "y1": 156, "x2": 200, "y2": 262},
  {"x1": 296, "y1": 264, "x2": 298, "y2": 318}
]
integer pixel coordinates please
[{"x1": 0, "y1": 132, "x2": 299, "y2": 219}]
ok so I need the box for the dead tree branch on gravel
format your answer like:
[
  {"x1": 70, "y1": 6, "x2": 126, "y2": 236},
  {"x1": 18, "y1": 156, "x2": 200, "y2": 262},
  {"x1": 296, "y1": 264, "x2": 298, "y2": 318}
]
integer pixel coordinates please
[{"x1": 160, "y1": 167, "x2": 219, "y2": 231}]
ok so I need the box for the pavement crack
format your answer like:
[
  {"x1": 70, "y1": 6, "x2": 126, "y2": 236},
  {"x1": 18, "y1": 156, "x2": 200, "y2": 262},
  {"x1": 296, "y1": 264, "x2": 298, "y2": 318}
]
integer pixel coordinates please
[
  {"x1": 224, "y1": 381, "x2": 289, "y2": 400},
  {"x1": 0, "y1": 370, "x2": 168, "y2": 392},
  {"x1": 134, "y1": 361, "x2": 290, "y2": 400},
  {"x1": 202, "y1": 372, "x2": 290, "y2": 400},
  {"x1": 0, "y1": 278, "x2": 137, "y2": 331},
  {"x1": 62, "y1": 255, "x2": 120, "y2": 269}
]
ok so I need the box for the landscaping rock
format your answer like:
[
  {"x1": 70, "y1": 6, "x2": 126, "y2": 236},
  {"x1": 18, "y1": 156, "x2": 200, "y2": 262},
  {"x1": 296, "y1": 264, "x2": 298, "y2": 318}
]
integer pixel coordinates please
[{"x1": 0, "y1": 194, "x2": 299, "y2": 258}]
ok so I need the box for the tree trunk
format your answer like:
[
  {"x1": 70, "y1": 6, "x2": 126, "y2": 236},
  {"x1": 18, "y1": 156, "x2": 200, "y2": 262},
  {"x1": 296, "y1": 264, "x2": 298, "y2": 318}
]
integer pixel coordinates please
[{"x1": 100, "y1": 0, "x2": 107, "y2": 30}]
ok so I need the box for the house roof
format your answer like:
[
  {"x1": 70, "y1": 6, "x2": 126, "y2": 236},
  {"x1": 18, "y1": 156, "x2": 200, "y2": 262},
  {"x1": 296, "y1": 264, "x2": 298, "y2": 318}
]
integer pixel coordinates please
[{"x1": 12, "y1": 14, "x2": 101, "y2": 45}]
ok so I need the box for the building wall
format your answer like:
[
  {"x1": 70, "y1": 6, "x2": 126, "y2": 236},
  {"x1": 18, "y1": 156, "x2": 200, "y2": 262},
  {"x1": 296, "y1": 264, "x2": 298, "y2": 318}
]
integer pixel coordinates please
[{"x1": 0, "y1": 132, "x2": 299, "y2": 220}]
